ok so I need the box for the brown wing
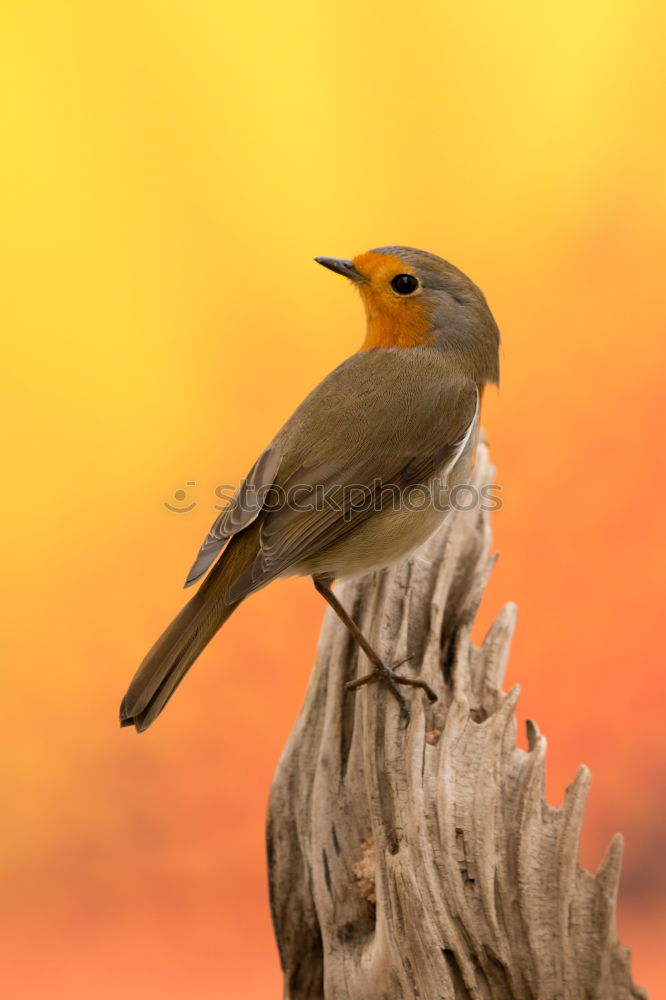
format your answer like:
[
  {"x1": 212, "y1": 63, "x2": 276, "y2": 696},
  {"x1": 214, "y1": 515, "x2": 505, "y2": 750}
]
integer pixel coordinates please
[
  {"x1": 224, "y1": 350, "x2": 479, "y2": 603},
  {"x1": 184, "y1": 446, "x2": 282, "y2": 587}
]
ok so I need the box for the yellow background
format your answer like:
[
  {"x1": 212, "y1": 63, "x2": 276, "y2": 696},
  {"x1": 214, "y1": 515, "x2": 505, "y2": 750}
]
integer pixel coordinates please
[{"x1": 2, "y1": 1, "x2": 664, "y2": 995}]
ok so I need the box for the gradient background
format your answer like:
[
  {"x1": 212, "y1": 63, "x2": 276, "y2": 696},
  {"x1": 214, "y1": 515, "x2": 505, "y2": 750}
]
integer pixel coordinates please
[{"x1": 2, "y1": 1, "x2": 664, "y2": 996}]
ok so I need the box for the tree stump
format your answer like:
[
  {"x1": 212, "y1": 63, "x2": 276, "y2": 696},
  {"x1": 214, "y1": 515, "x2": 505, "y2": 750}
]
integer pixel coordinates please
[{"x1": 266, "y1": 441, "x2": 646, "y2": 1000}]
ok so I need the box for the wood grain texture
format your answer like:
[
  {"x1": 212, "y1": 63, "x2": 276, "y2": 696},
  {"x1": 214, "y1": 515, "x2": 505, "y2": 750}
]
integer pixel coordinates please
[{"x1": 267, "y1": 442, "x2": 646, "y2": 1000}]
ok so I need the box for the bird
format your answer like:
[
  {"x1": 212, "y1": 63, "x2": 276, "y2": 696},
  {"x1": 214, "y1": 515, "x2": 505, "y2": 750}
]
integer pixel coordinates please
[{"x1": 120, "y1": 246, "x2": 500, "y2": 732}]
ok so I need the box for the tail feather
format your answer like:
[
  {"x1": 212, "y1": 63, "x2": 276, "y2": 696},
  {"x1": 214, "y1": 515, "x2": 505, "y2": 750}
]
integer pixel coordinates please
[
  {"x1": 119, "y1": 592, "x2": 238, "y2": 732},
  {"x1": 120, "y1": 533, "x2": 255, "y2": 732}
]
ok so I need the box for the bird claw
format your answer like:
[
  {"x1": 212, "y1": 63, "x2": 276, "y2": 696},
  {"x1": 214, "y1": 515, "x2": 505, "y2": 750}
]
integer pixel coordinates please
[{"x1": 345, "y1": 654, "x2": 438, "y2": 720}]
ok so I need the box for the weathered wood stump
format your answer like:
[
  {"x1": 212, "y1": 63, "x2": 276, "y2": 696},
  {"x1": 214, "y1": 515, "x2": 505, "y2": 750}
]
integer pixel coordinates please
[{"x1": 267, "y1": 442, "x2": 646, "y2": 1000}]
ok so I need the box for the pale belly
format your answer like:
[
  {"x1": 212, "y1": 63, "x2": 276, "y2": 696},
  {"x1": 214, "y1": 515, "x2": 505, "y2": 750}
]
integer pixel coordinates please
[
  {"x1": 302, "y1": 501, "x2": 449, "y2": 581},
  {"x1": 288, "y1": 457, "x2": 467, "y2": 583}
]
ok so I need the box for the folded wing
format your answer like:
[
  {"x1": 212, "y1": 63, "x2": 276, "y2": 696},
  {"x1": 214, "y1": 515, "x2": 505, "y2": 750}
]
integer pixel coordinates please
[
  {"x1": 184, "y1": 446, "x2": 282, "y2": 587},
  {"x1": 223, "y1": 351, "x2": 479, "y2": 603}
]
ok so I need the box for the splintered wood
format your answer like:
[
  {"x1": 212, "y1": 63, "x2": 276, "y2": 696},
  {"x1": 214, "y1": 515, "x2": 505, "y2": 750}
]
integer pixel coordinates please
[{"x1": 267, "y1": 442, "x2": 646, "y2": 1000}]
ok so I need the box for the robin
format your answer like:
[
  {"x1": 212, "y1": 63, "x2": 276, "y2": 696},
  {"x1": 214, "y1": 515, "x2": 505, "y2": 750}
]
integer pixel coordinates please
[{"x1": 120, "y1": 247, "x2": 500, "y2": 732}]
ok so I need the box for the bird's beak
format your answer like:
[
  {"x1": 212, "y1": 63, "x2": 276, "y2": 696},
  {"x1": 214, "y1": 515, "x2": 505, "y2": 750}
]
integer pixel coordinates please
[{"x1": 314, "y1": 257, "x2": 364, "y2": 282}]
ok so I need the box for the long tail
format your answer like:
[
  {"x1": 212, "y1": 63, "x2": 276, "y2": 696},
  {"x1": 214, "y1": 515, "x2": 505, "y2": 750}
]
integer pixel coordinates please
[{"x1": 120, "y1": 532, "x2": 257, "y2": 733}]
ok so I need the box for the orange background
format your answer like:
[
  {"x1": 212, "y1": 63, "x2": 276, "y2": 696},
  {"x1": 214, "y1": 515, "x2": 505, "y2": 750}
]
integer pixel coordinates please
[{"x1": 1, "y1": 1, "x2": 664, "y2": 996}]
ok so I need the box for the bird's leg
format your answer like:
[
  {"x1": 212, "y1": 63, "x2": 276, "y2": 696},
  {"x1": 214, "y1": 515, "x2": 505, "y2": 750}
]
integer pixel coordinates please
[{"x1": 313, "y1": 577, "x2": 438, "y2": 719}]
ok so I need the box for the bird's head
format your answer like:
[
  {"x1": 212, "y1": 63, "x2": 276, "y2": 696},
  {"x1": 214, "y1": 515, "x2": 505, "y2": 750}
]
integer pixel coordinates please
[{"x1": 316, "y1": 246, "x2": 500, "y2": 386}]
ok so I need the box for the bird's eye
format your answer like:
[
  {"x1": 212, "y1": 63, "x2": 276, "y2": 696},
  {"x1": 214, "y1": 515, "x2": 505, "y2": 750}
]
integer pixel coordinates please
[{"x1": 390, "y1": 273, "x2": 419, "y2": 295}]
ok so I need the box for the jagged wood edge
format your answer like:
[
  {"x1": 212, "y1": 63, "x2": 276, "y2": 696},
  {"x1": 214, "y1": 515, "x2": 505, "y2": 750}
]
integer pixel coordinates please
[{"x1": 267, "y1": 441, "x2": 647, "y2": 1000}]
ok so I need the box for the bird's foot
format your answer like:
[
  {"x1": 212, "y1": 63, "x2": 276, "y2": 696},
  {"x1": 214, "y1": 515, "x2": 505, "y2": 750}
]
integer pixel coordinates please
[{"x1": 345, "y1": 655, "x2": 438, "y2": 720}]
